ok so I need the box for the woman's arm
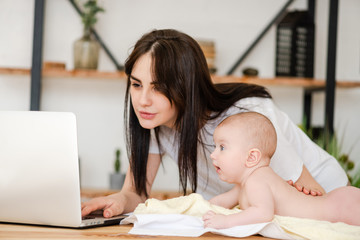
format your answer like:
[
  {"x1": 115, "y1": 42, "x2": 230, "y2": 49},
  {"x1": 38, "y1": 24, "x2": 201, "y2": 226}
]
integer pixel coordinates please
[
  {"x1": 81, "y1": 153, "x2": 161, "y2": 218},
  {"x1": 288, "y1": 165, "x2": 325, "y2": 196}
]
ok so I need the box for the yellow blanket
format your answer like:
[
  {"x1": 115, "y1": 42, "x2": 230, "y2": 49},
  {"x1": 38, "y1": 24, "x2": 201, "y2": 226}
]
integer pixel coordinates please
[{"x1": 134, "y1": 193, "x2": 360, "y2": 240}]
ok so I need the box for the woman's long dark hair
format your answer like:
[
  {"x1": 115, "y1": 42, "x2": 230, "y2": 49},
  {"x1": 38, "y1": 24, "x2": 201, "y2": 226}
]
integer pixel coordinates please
[{"x1": 124, "y1": 29, "x2": 271, "y2": 197}]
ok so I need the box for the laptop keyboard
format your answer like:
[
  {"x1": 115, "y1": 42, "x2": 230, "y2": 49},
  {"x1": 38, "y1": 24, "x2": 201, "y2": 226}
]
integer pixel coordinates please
[{"x1": 82, "y1": 210, "x2": 104, "y2": 220}]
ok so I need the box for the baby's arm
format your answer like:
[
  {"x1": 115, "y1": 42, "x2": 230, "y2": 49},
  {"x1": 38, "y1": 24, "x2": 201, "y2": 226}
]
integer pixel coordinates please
[
  {"x1": 203, "y1": 178, "x2": 274, "y2": 229},
  {"x1": 209, "y1": 186, "x2": 240, "y2": 209}
]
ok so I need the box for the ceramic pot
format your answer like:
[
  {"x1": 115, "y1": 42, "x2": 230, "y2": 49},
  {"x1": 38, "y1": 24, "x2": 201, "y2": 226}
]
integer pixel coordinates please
[
  {"x1": 110, "y1": 173, "x2": 125, "y2": 190},
  {"x1": 73, "y1": 29, "x2": 100, "y2": 70}
]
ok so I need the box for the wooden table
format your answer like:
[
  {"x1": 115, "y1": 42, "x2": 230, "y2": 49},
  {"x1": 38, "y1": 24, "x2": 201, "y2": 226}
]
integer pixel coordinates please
[
  {"x1": 0, "y1": 189, "x2": 273, "y2": 239},
  {"x1": 0, "y1": 223, "x2": 272, "y2": 240}
]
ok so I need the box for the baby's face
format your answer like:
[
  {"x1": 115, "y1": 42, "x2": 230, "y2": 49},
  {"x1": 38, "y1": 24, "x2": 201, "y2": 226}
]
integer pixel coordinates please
[{"x1": 210, "y1": 124, "x2": 248, "y2": 184}]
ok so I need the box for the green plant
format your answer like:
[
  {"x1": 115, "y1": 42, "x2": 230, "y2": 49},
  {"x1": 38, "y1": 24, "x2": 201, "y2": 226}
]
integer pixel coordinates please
[
  {"x1": 114, "y1": 149, "x2": 121, "y2": 173},
  {"x1": 352, "y1": 171, "x2": 360, "y2": 187},
  {"x1": 79, "y1": 0, "x2": 104, "y2": 34},
  {"x1": 299, "y1": 118, "x2": 359, "y2": 187}
]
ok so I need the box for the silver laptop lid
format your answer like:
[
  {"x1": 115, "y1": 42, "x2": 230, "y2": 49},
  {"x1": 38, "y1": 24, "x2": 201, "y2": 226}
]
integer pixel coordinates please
[{"x1": 0, "y1": 111, "x2": 82, "y2": 227}]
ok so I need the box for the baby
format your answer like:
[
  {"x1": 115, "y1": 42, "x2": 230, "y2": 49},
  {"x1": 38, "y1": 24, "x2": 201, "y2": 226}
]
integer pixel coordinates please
[{"x1": 203, "y1": 112, "x2": 360, "y2": 229}]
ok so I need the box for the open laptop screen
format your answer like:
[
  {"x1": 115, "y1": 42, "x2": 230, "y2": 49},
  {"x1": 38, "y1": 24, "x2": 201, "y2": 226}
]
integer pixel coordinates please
[{"x1": 0, "y1": 111, "x2": 83, "y2": 227}]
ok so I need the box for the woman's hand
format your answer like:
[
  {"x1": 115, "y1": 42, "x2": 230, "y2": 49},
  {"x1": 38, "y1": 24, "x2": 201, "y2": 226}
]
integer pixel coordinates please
[
  {"x1": 287, "y1": 166, "x2": 325, "y2": 196},
  {"x1": 81, "y1": 193, "x2": 125, "y2": 218},
  {"x1": 82, "y1": 154, "x2": 161, "y2": 218}
]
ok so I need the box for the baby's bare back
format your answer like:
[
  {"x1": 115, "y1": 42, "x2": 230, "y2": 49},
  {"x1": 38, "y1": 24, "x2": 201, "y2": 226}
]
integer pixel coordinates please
[
  {"x1": 264, "y1": 168, "x2": 327, "y2": 220},
  {"x1": 255, "y1": 167, "x2": 360, "y2": 225}
]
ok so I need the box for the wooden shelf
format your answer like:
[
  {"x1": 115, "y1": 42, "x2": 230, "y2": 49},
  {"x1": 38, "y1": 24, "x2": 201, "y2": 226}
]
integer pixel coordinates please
[
  {"x1": 1, "y1": 67, "x2": 360, "y2": 88},
  {"x1": 44, "y1": 68, "x2": 127, "y2": 79},
  {"x1": 0, "y1": 67, "x2": 30, "y2": 76},
  {"x1": 212, "y1": 75, "x2": 360, "y2": 88},
  {"x1": 0, "y1": 67, "x2": 126, "y2": 79}
]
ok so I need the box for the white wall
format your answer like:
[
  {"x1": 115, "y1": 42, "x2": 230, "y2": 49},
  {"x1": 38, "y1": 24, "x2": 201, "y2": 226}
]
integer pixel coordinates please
[{"x1": 0, "y1": 0, "x2": 359, "y2": 190}]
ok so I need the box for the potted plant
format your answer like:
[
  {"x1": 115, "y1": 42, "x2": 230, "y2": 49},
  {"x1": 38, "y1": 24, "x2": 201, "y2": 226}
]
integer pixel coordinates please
[
  {"x1": 73, "y1": 0, "x2": 104, "y2": 70},
  {"x1": 110, "y1": 149, "x2": 125, "y2": 189}
]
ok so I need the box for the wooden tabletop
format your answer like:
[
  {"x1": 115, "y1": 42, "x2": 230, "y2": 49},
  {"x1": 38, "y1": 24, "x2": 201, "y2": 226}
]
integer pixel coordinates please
[
  {"x1": 0, "y1": 189, "x2": 273, "y2": 239},
  {"x1": 0, "y1": 223, "x2": 272, "y2": 240}
]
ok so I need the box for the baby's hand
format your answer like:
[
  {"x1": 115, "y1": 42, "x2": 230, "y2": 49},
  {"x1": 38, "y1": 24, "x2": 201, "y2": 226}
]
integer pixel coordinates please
[{"x1": 202, "y1": 211, "x2": 228, "y2": 229}]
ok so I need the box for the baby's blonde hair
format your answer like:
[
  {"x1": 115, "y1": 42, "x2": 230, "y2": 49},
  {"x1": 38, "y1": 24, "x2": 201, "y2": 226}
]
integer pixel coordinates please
[{"x1": 219, "y1": 112, "x2": 277, "y2": 158}]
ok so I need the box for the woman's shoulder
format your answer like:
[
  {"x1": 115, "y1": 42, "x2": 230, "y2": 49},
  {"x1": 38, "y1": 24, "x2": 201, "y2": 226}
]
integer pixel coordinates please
[
  {"x1": 233, "y1": 96, "x2": 274, "y2": 108},
  {"x1": 206, "y1": 97, "x2": 274, "y2": 126},
  {"x1": 223, "y1": 97, "x2": 275, "y2": 119}
]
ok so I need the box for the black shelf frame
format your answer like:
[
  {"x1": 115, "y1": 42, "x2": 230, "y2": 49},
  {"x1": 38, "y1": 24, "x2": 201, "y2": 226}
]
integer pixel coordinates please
[
  {"x1": 29, "y1": 0, "x2": 124, "y2": 111},
  {"x1": 225, "y1": 0, "x2": 338, "y2": 136},
  {"x1": 29, "y1": 0, "x2": 339, "y2": 136},
  {"x1": 324, "y1": 0, "x2": 338, "y2": 135},
  {"x1": 30, "y1": 0, "x2": 45, "y2": 111}
]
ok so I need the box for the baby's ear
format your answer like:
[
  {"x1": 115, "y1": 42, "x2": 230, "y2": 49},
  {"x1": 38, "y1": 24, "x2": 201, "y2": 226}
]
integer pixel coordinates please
[{"x1": 245, "y1": 148, "x2": 262, "y2": 168}]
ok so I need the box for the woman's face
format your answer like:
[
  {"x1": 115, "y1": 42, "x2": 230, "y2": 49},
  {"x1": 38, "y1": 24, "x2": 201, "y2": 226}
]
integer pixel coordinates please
[{"x1": 130, "y1": 53, "x2": 177, "y2": 129}]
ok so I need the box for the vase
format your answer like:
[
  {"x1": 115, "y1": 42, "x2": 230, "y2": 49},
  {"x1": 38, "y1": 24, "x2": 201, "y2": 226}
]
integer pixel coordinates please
[
  {"x1": 109, "y1": 173, "x2": 125, "y2": 190},
  {"x1": 73, "y1": 29, "x2": 100, "y2": 70}
]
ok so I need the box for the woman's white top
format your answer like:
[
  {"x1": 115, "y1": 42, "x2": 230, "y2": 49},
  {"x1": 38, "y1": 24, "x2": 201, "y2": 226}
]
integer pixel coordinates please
[{"x1": 149, "y1": 97, "x2": 348, "y2": 200}]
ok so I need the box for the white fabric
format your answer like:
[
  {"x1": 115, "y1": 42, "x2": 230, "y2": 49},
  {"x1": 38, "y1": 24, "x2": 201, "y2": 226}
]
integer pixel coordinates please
[
  {"x1": 122, "y1": 214, "x2": 293, "y2": 239},
  {"x1": 149, "y1": 97, "x2": 348, "y2": 199},
  {"x1": 120, "y1": 193, "x2": 360, "y2": 240}
]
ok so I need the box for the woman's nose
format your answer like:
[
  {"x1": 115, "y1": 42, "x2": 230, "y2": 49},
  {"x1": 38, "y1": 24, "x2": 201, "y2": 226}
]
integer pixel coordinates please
[{"x1": 139, "y1": 89, "x2": 151, "y2": 106}]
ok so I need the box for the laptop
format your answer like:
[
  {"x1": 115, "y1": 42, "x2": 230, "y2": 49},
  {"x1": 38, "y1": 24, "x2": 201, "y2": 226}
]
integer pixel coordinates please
[{"x1": 0, "y1": 111, "x2": 126, "y2": 228}]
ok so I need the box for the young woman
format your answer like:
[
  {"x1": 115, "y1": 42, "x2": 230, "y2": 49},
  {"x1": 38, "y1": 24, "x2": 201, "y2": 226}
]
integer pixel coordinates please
[{"x1": 81, "y1": 29, "x2": 348, "y2": 218}]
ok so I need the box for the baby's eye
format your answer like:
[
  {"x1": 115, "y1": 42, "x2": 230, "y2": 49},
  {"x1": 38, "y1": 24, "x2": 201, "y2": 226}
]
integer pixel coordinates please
[{"x1": 220, "y1": 145, "x2": 224, "y2": 151}]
